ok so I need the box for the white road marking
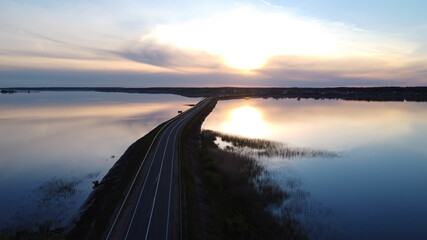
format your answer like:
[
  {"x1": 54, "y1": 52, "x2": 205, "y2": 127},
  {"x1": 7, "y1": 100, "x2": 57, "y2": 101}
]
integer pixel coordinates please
[
  {"x1": 166, "y1": 120, "x2": 179, "y2": 239},
  {"x1": 106, "y1": 119, "x2": 171, "y2": 240},
  {"x1": 144, "y1": 108, "x2": 195, "y2": 240},
  {"x1": 124, "y1": 128, "x2": 166, "y2": 240}
]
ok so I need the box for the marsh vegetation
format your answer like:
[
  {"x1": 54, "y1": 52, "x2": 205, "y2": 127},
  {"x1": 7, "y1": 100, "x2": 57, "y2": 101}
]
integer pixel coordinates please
[
  {"x1": 199, "y1": 130, "x2": 339, "y2": 239},
  {"x1": 198, "y1": 130, "x2": 311, "y2": 239},
  {"x1": 204, "y1": 130, "x2": 339, "y2": 159}
]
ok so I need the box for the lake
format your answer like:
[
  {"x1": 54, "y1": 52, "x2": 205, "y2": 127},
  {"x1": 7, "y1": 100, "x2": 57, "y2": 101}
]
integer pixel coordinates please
[
  {"x1": 203, "y1": 98, "x2": 427, "y2": 240},
  {"x1": 0, "y1": 91, "x2": 200, "y2": 233}
]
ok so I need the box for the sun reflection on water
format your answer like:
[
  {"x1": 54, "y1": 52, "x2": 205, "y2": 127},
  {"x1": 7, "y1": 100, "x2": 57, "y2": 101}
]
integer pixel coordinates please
[{"x1": 221, "y1": 106, "x2": 269, "y2": 138}]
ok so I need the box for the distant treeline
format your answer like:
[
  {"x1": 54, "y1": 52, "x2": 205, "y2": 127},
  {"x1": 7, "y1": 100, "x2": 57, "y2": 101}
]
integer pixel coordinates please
[{"x1": 2, "y1": 86, "x2": 427, "y2": 101}]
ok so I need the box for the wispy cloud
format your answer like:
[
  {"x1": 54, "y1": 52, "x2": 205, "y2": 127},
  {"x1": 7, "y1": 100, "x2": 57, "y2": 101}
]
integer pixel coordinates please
[
  {"x1": 258, "y1": 55, "x2": 427, "y2": 85},
  {"x1": 258, "y1": 0, "x2": 283, "y2": 9},
  {"x1": 115, "y1": 39, "x2": 224, "y2": 71}
]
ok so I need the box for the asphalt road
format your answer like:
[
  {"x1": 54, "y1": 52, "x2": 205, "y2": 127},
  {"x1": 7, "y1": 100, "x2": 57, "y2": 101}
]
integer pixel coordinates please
[{"x1": 106, "y1": 97, "x2": 212, "y2": 240}]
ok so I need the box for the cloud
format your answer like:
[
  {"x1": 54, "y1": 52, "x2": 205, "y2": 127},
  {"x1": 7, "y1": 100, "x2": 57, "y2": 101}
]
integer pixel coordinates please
[
  {"x1": 1, "y1": 49, "x2": 107, "y2": 61},
  {"x1": 0, "y1": 69, "x2": 255, "y2": 87},
  {"x1": 258, "y1": 0, "x2": 283, "y2": 9},
  {"x1": 0, "y1": 25, "x2": 117, "y2": 63},
  {"x1": 115, "y1": 39, "x2": 224, "y2": 70},
  {"x1": 256, "y1": 55, "x2": 427, "y2": 85},
  {"x1": 0, "y1": 67, "x2": 419, "y2": 88}
]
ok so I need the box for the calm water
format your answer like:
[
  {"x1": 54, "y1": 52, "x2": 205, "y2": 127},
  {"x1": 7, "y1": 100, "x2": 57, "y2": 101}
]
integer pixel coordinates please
[
  {"x1": 0, "y1": 91, "x2": 199, "y2": 232},
  {"x1": 203, "y1": 98, "x2": 427, "y2": 240}
]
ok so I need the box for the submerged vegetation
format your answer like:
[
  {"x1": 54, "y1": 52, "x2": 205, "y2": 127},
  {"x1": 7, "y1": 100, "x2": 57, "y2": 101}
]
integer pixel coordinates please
[
  {"x1": 0, "y1": 177, "x2": 82, "y2": 239},
  {"x1": 204, "y1": 130, "x2": 339, "y2": 159},
  {"x1": 37, "y1": 177, "x2": 81, "y2": 203}
]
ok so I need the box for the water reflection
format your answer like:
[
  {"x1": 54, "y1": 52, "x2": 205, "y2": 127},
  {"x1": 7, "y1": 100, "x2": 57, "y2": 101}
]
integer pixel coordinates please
[
  {"x1": 203, "y1": 98, "x2": 427, "y2": 240},
  {"x1": 222, "y1": 106, "x2": 270, "y2": 138},
  {"x1": 0, "y1": 91, "x2": 200, "y2": 232},
  {"x1": 205, "y1": 99, "x2": 427, "y2": 151}
]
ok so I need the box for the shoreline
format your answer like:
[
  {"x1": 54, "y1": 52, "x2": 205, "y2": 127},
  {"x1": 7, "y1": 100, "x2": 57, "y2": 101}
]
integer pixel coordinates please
[{"x1": 2, "y1": 86, "x2": 427, "y2": 102}]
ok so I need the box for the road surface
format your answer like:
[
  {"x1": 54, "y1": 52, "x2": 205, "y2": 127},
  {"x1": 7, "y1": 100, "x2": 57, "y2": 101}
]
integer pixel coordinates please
[{"x1": 106, "y1": 97, "x2": 212, "y2": 240}]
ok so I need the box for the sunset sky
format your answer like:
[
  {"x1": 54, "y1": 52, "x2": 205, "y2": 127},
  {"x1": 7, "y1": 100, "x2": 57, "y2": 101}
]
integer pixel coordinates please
[{"x1": 1, "y1": 0, "x2": 426, "y2": 87}]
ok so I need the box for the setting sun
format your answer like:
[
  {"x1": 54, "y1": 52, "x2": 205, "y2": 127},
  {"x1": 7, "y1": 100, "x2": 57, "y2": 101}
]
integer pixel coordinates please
[
  {"x1": 223, "y1": 52, "x2": 267, "y2": 70},
  {"x1": 222, "y1": 106, "x2": 269, "y2": 138}
]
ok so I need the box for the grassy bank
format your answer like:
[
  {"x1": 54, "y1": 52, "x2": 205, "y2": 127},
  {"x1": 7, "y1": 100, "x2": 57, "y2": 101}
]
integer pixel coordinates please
[{"x1": 180, "y1": 98, "x2": 218, "y2": 240}]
